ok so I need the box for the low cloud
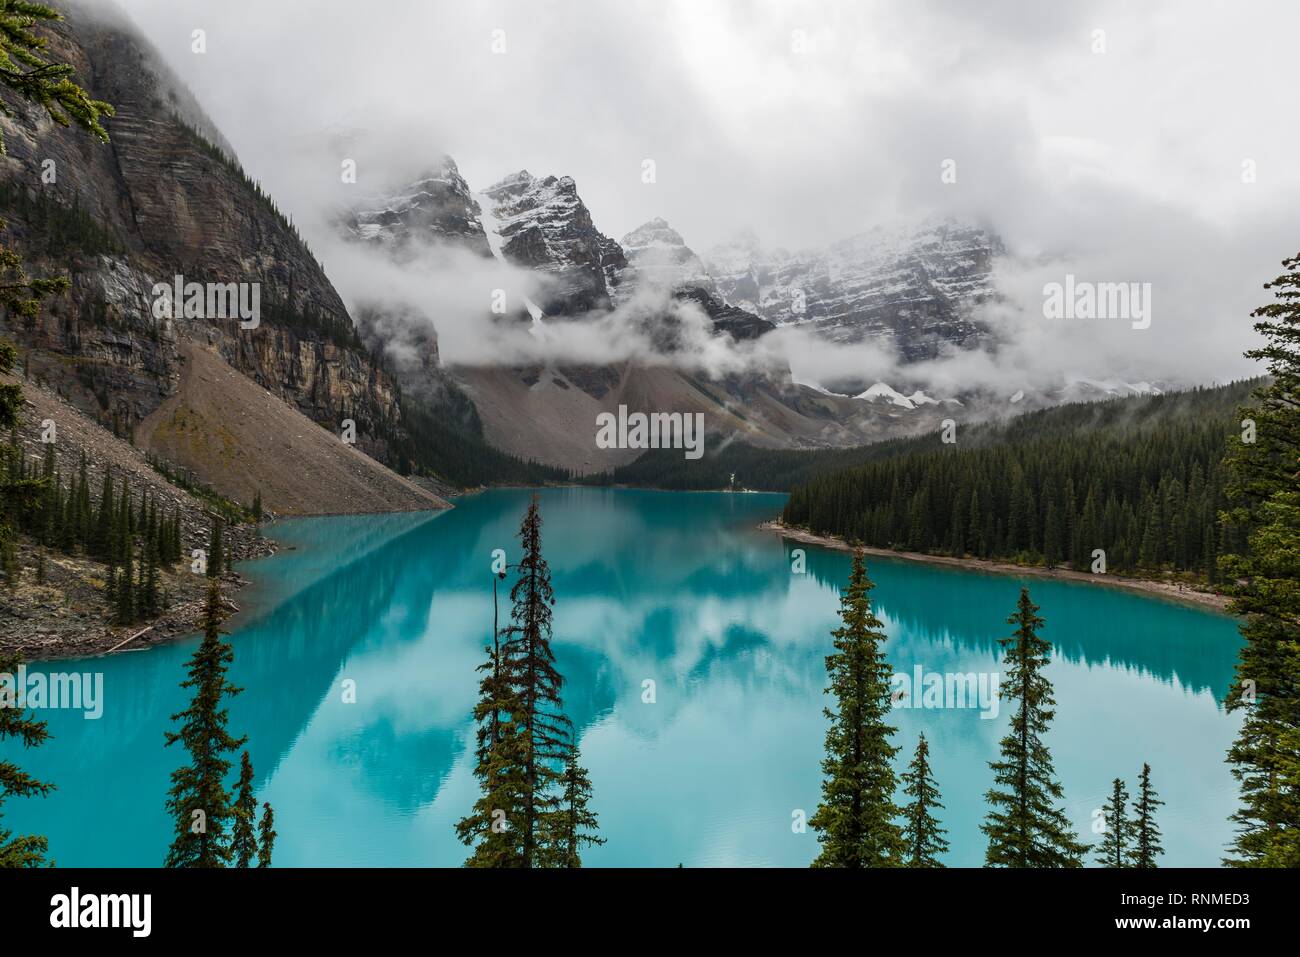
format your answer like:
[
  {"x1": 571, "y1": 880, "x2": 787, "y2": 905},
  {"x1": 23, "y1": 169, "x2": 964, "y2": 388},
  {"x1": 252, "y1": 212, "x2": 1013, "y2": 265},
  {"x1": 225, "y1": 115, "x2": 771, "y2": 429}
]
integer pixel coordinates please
[{"x1": 110, "y1": 0, "x2": 1299, "y2": 396}]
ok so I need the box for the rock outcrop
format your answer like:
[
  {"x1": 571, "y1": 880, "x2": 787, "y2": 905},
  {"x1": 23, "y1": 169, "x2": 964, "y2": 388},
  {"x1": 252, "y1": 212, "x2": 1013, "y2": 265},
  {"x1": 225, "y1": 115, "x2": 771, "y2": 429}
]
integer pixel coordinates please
[
  {"x1": 479, "y1": 170, "x2": 626, "y2": 315},
  {"x1": 0, "y1": 2, "x2": 441, "y2": 511},
  {"x1": 617, "y1": 217, "x2": 715, "y2": 295},
  {"x1": 344, "y1": 155, "x2": 491, "y2": 258},
  {"x1": 704, "y1": 218, "x2": 1002, "y2": 360}
]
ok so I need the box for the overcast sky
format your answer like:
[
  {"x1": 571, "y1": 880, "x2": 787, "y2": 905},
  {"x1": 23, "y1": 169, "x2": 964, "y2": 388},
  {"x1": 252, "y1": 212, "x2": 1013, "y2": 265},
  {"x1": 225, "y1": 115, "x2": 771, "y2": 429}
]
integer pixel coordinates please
[{"x1": 107, "y1": 0, "x2": 1300, "y2": 387}]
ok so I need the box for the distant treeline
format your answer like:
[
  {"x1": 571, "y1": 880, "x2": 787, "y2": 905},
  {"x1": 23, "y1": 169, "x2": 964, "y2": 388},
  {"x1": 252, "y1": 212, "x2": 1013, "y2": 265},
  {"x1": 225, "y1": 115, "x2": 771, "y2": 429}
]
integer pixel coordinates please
[
  {"x1": 781, "y1": 381, "x2": 1262, "y2": 580},
  {"x1": 381, "y1": 396, "x2": 569, "y2": 489},
  {"x1": 582, "y1": 435, "x2": 924, "y2": 491}
]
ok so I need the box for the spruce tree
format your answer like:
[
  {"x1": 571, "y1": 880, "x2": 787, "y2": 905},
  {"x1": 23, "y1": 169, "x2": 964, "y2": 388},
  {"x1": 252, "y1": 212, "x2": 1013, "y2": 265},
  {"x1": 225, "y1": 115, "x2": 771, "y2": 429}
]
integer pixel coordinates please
[
  {"x1": 1095, "y1": 778, "x2": 1132, "y2": 868},
  {"x1": 1130, "y1": 762, "x2": 1164, "y2": 868},
  {"x1": 257, "y1": 803, "x2": 275, "y2": 867},
  {"x1": 163, "y1": 580, "x2": 246, "y2": 867},
  {"x1": 115, "y1": 538, "x2": 134, "y2": 625},
  {"x1": 0, "y1": 650, "x2": 54, "y2": 867},
  {"x1": 456, "y1": 628, "x2": 528, "y2": 867},
  {"x1": 231, "y1": 751, "x2": 257, "y2": 868},
  {"x1": 809, "y1": 551, "x2": 904, "y2": 867},
  {"x1": 0, "y1": 0, "x2": 114, "y2": 155},
  {"x1": 92, "y1": 469, "x2": 112, "y2": 558},
  {"x1": 550, "y1": 739, "x2": 604, "y2": 867},
  {"x1": 141, "y1": 529, "x2": 159, "y2": 618},
  {"x1": 900, "y1": 733, "x2": 948, "y2": 867},
  {"x1": 207, "y1": 515, "x2": 223, "y2": 578},
  {"x1": 982, "y1": 587, "x2": 1086, "y2": 867},
  {"x1": 497, "y1": 497, "x2": 578, "y2": 866},
  {"x1": 456, "y1": 497, "x2": 593, "y2": 867},
  {"x1": 1220, "y1": 253, "x2": 1300, "y2": 867}
]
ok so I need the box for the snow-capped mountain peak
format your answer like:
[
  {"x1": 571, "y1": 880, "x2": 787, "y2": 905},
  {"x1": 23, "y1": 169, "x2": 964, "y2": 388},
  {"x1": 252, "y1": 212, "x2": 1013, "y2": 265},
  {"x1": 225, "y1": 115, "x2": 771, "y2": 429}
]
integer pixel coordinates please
[
  {"x1": 703, "y1": 216, "x2": 1003, "y2": 360},
  {"x1": 617, "y1": 217, "x2": 714, "y2": 295},
  {"x1": 344, "y1": 155, "x2": 489, "y2": 256},
  {"x1": 477, "y1": 169, "x2": 625, "y2": 314}
]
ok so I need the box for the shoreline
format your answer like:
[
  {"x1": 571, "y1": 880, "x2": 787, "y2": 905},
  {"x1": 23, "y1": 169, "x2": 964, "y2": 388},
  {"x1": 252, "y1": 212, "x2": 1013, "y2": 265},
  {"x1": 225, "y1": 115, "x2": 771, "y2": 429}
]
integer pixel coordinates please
[
  {"x1": 5, "y1": 529, "x2": 278, "y2": 663},
  {"x1": 10, "y1": 505, "x2": 453, "y2": 663},
  {"x1": 762, "y1": 521, "x2": 1235, "y2": 614}
]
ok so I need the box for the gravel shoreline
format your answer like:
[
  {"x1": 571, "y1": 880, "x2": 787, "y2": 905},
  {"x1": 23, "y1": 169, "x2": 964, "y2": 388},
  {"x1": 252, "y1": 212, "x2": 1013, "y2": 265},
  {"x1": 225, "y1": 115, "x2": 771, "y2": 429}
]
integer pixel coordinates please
[
  {"x1": 762, "y1": 521, "x2": 1234, "y2": 614},
  {"x1": 1, "y1": 531, "x2": 277, "y2": 662}
]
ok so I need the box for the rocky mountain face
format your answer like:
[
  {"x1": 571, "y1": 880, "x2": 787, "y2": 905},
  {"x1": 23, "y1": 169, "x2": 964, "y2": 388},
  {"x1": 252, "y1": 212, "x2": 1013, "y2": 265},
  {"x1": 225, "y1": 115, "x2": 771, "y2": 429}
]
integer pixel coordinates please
[
  {"x1": 617, "y1": 217, "x2": 715, "y2": 295},
  {"x1": 341, "y1": 164, "x2": 994, "y2": 471},
  {"x1": 344, "y1": 155, "x2": 490, "y2": 258},
  {"x1": 704, "y1": 219, "x2": 1002, "y2": 361},
  {"x1": 0, "y1": 2, "x2": 442, "y2": 511},
  {"x1": 479, "y1": 170, "x2": 626, "y2": 315}
]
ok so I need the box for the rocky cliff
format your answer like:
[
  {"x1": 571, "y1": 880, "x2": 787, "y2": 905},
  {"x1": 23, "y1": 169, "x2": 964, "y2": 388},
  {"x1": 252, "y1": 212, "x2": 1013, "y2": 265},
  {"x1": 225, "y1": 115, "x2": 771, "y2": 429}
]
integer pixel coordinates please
[
  {"x1": 479, "y1": 170, "x2": 626, "y2": 315},
  {"x1": 0, "y1": 2, "x2": 441, "y2": 511},
  {"x1": 343, "y1": 155, "x2": 491, "y2": 258},
  {"x1": 344, "y1": 165, "x2": 964, "y2": 471},
  {"x1": 617, "y1": 217, "x2": 715, "y2": 295},
  {"x1": 704, "y1": 218, "x2": 1002, "y2": 361}
]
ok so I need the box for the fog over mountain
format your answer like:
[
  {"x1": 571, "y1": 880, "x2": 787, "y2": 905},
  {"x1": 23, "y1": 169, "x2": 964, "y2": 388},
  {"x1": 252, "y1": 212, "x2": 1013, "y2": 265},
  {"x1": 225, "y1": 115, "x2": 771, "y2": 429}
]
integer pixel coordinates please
[{"x1": 111, "y1": 0, "x2": 1300, "y2": 393}]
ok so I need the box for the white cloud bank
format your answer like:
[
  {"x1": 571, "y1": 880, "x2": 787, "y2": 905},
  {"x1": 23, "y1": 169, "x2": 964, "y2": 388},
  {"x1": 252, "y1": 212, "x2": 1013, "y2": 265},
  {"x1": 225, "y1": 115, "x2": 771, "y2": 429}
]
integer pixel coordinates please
[{"x1": 109, "y1": 0, "x2": 1300, "y2": 390}]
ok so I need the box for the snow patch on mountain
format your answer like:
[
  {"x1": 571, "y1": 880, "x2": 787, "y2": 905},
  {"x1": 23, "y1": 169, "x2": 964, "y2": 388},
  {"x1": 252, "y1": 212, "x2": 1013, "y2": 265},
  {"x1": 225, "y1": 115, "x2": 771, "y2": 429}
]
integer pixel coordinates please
[{"x1": 856, "y1": 382, "x2": 919, "y2": 408}]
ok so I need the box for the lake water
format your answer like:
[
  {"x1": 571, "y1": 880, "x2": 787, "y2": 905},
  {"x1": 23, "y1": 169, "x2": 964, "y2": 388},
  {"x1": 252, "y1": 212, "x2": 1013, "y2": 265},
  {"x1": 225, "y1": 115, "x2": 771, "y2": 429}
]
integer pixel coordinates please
[{"x1": 4, "y1": 487, "x2": 1244, "y2": 867}]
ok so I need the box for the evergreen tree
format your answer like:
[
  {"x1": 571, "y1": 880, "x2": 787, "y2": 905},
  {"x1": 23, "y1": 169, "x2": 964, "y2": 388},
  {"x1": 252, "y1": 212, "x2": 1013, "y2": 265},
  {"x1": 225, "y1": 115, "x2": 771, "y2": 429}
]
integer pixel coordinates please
[
  {"x1": 163, "y1": 580, "x2": 246, "y2": 867},
  {"x1": 1220, "y1": 254, "x2": 1300, "y2": 868},
  {"x1": 115, "y1": 537, "x2": 134, "y2": 625},
  {"x1": 1130, "y1": 762, "x2": 1164, "y2": 868},
  {"x1": 1095, "y1": 778, "x2": 1132, "y2": 868},
  {"x1": 456, "y1": 622, "x2": 529, "y2": 867},
  {"x1": 456, "y1": 497, "x2": 593, "y2": 867},
  {"x1": 777, "y1": 382, "x2": 1254, "y2": 581},
  {"x1": 809, "y1": 552, "x2": 904, "y2": 867},
  {"x1": 140, "y1": 528, "x2": 159, "y2": 618},
  {"x1": 116, "y1": 538, "x2": 135, "y2": 621},
  {"x1": 0, "y1": 650, "x2": 53, "y2": 867},
  {"x1": 256, "y1": 803, "x2": 275, "y2": 868},
  {"x1": 207, "y1": 515, "x2": 223, "y2": 579},
  {"x1": 982, "y1": 588, "x2": 1086, "y2": 867},
  {"x1": 230, "y1": 751, "x2": 257, "y2": 868},
  {"x1": 550, "y1": 739, "x2": 605, "y2": 867},
  {"x1": 91, "y1": 469, "x2": 112, "y2": 558},
  {"x1": 0, "y1": 0, "x2": 114, "y2": 156},
  {"x1": 900, "y1": 733, "x2": 948, "y2": 867},
  {"x1": 497, "y1": 497, "x2": 578, "y2": 866}
]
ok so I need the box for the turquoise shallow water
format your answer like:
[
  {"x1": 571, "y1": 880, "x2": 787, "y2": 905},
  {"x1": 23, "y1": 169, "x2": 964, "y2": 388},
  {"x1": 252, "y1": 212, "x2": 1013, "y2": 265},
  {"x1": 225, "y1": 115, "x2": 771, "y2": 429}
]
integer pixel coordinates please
[{"x1": 4, "y1": 487, "x2": 1243, "y2": 866}]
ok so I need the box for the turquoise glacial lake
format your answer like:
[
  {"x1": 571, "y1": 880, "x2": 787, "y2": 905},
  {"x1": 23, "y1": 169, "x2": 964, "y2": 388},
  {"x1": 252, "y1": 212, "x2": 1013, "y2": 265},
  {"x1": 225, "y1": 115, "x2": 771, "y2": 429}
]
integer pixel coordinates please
[{"x1": 5, "y1": 487, "x2": 1244, "y2": 867}]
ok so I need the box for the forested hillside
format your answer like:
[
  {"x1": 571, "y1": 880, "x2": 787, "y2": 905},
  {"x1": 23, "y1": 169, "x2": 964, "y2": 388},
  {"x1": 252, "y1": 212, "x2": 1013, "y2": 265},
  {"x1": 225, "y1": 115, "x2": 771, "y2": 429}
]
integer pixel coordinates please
[
  {"x1": 781, "y1": 380, "x2": 1262, "y2": 580},
  {"x1": 583, "y1": 433, "x2": 925, "y2": 491}
]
